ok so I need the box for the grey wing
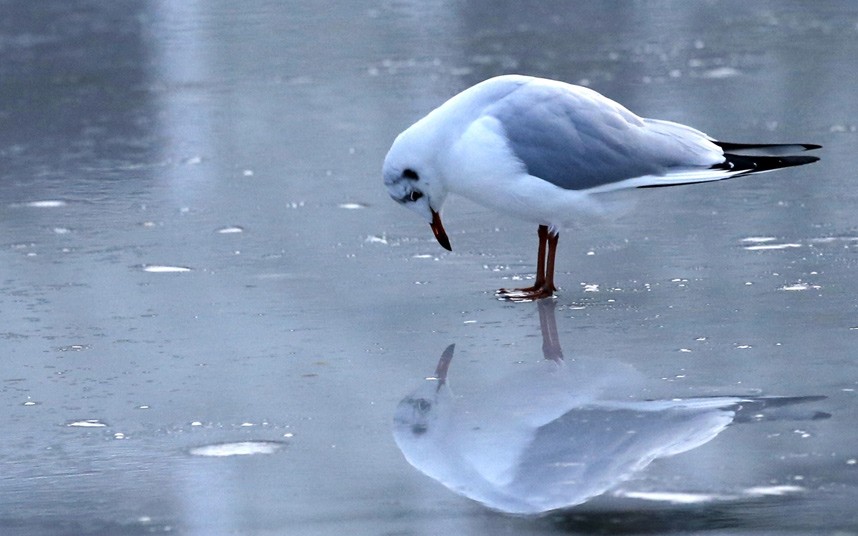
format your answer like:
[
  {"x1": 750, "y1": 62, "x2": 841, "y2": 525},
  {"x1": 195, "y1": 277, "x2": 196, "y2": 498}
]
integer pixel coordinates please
[{"x1": 487, "y1": 83, "x2": 724, "y2": 191}]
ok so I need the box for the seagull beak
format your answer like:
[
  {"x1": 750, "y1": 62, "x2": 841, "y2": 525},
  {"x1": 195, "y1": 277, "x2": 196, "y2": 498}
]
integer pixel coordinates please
[{"x1": 430, "y1": 209, "x2": 451, "y2": 251}]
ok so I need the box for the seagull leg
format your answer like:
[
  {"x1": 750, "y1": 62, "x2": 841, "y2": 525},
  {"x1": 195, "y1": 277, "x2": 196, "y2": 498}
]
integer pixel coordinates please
[
  {"x1": 543, "y1": 229, "x2": 559, "y2": 294},
  {"x1": 497, "y1": 225, "x2": 558, "y2": 301},
  {"x1": 532, "y1": 224, "x2": 549, "y2": 290}
]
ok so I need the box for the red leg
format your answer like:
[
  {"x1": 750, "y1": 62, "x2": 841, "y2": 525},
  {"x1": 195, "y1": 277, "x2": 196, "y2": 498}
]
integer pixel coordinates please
[
  {"x1": 497, "y1": 225, "x2": 559, "y2": 301},
  {"x1": 543, "y1": 230, "x2": 559, "y2": 294},
  {"x1": 531, "y1": 224, "x2": 548, "y2": 289}
]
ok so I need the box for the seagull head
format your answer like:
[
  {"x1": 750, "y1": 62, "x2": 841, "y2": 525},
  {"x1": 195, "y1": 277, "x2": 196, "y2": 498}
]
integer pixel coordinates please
[{"x1": 383, "y1": 131, "x2": 451, "y2": 251}]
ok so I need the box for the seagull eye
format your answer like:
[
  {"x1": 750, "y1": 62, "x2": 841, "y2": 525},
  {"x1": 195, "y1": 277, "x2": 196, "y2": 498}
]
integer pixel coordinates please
[
  {"x1": 402, "y1": 168, "x2": 419, "y2": 180},
  {"x1": 409, "y1": 191, "x2": 423, "y2": 202}
]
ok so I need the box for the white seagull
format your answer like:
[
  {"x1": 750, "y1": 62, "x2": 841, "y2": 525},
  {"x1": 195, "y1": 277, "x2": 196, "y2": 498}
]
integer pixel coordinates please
[{"x1": 383, "y1": 75, "x2": 820, "y2": 300}]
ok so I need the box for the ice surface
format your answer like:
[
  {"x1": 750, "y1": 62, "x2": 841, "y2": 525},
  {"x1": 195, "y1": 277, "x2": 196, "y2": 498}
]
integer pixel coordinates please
[{"x1": 1, "y1": 1, "x2": 857, "y2": 535}]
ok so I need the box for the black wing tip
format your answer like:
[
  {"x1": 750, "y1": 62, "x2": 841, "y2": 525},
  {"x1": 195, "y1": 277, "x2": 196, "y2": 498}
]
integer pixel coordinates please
[
  {"x1": 773, "y1": 154, "x2": 820, "y2": 166},
  {"x1": 714, "y1": 141, "x2": 822, "y2": 152},
  {"x1": 712, "y1": 151, "x2": 820, "y2": 175},
  {"x1": 639, "y1": 153, "x2": 819, "y2": 190},
  {"x1": 711, "y1": 157, "x2": 812, "y2": 175},
  {"x1": 788, "y1": 143, "x2": 822, "y2": 152}
]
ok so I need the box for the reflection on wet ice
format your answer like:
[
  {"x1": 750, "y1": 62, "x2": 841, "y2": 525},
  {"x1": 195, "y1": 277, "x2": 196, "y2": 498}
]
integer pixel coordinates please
[{"x1": 393, "y1": 301, "x2": 828, "y2": 515}]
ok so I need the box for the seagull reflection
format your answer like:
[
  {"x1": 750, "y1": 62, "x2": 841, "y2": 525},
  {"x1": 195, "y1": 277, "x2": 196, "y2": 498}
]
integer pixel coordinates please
[{"x1": 393, "y1": 301, "x2": 826, "y2": 515}]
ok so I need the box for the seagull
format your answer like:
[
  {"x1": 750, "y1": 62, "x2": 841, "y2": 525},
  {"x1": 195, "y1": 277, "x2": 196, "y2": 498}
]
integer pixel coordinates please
[
  {"x1": 382, "y1": 75, "x2": 821, "y2": 300},
  {"x1": 392, "y1": 302, "x2": 829, "y2": 515}
]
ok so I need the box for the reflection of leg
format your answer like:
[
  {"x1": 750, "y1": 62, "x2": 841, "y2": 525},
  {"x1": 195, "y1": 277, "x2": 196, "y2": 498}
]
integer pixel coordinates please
[
  {"x1": 497, "y1": 225, "x2": 558, "y2": 301},
  {"x1": 432, "y1": 344, "x2": 455, "y2": 388},
  {"x1": 538, "y1": 299, "x2": 564, "y2": 362}
]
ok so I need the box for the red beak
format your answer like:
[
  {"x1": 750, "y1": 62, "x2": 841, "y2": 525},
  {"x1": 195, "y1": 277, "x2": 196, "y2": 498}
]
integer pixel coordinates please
[{"x1": 430, "y1": 209, "x2": 451, "y2": 251}]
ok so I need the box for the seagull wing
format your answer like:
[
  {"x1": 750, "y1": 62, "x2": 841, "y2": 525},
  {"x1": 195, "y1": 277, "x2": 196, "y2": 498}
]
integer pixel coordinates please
[{"x1": 488, "y1": 80, "x2": 818, "y2": 194}]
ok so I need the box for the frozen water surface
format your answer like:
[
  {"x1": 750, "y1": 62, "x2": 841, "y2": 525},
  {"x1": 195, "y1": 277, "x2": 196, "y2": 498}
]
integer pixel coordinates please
[{"x1": 1, "y1": 1, "x2": 858, "y2": 535}]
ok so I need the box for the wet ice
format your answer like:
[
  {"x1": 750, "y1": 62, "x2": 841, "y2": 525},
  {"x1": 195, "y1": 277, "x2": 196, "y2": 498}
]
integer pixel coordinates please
[{"x1": 1, "y1": 1, "x2": 856, "y2": 535}]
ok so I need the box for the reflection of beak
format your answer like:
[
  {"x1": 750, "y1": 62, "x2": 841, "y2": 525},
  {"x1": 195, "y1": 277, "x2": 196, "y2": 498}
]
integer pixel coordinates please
[
  {"x1": 433, "y1": 344, "x2": 454, "y2": 392},
  {"x1": 430, "y1": 209, "x2": 452, "y2": 251}
]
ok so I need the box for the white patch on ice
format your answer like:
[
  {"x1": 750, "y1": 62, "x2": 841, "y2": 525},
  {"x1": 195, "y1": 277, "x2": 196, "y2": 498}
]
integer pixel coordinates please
[
  {"x1": 67, "y1": 419, "x2": 108, "y2": 428},
  {"x1": 365, "y1": 235, "x2": 388, "y2": 245},
  {"x1": 188, "y1": 440, "x2": 286, "y2": 457},
  {"x1": 744, "y1": 243, "x2": 801, "y2": 251},
  {"x1": 615, "y1": 491, "x2": 722, "y2": 504},
  {"x1": 743, "y1": 485, "x2": 804, "y2": 497},
  {"x1": 143, "y1": 265, "x2": 192, "y2": 273},
  {"x1": 702, "y1": 67, "x2": 741, "y2": 79},
  {"x1": 26, "y1": 200, "x2": 67, "y2": 208}
]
